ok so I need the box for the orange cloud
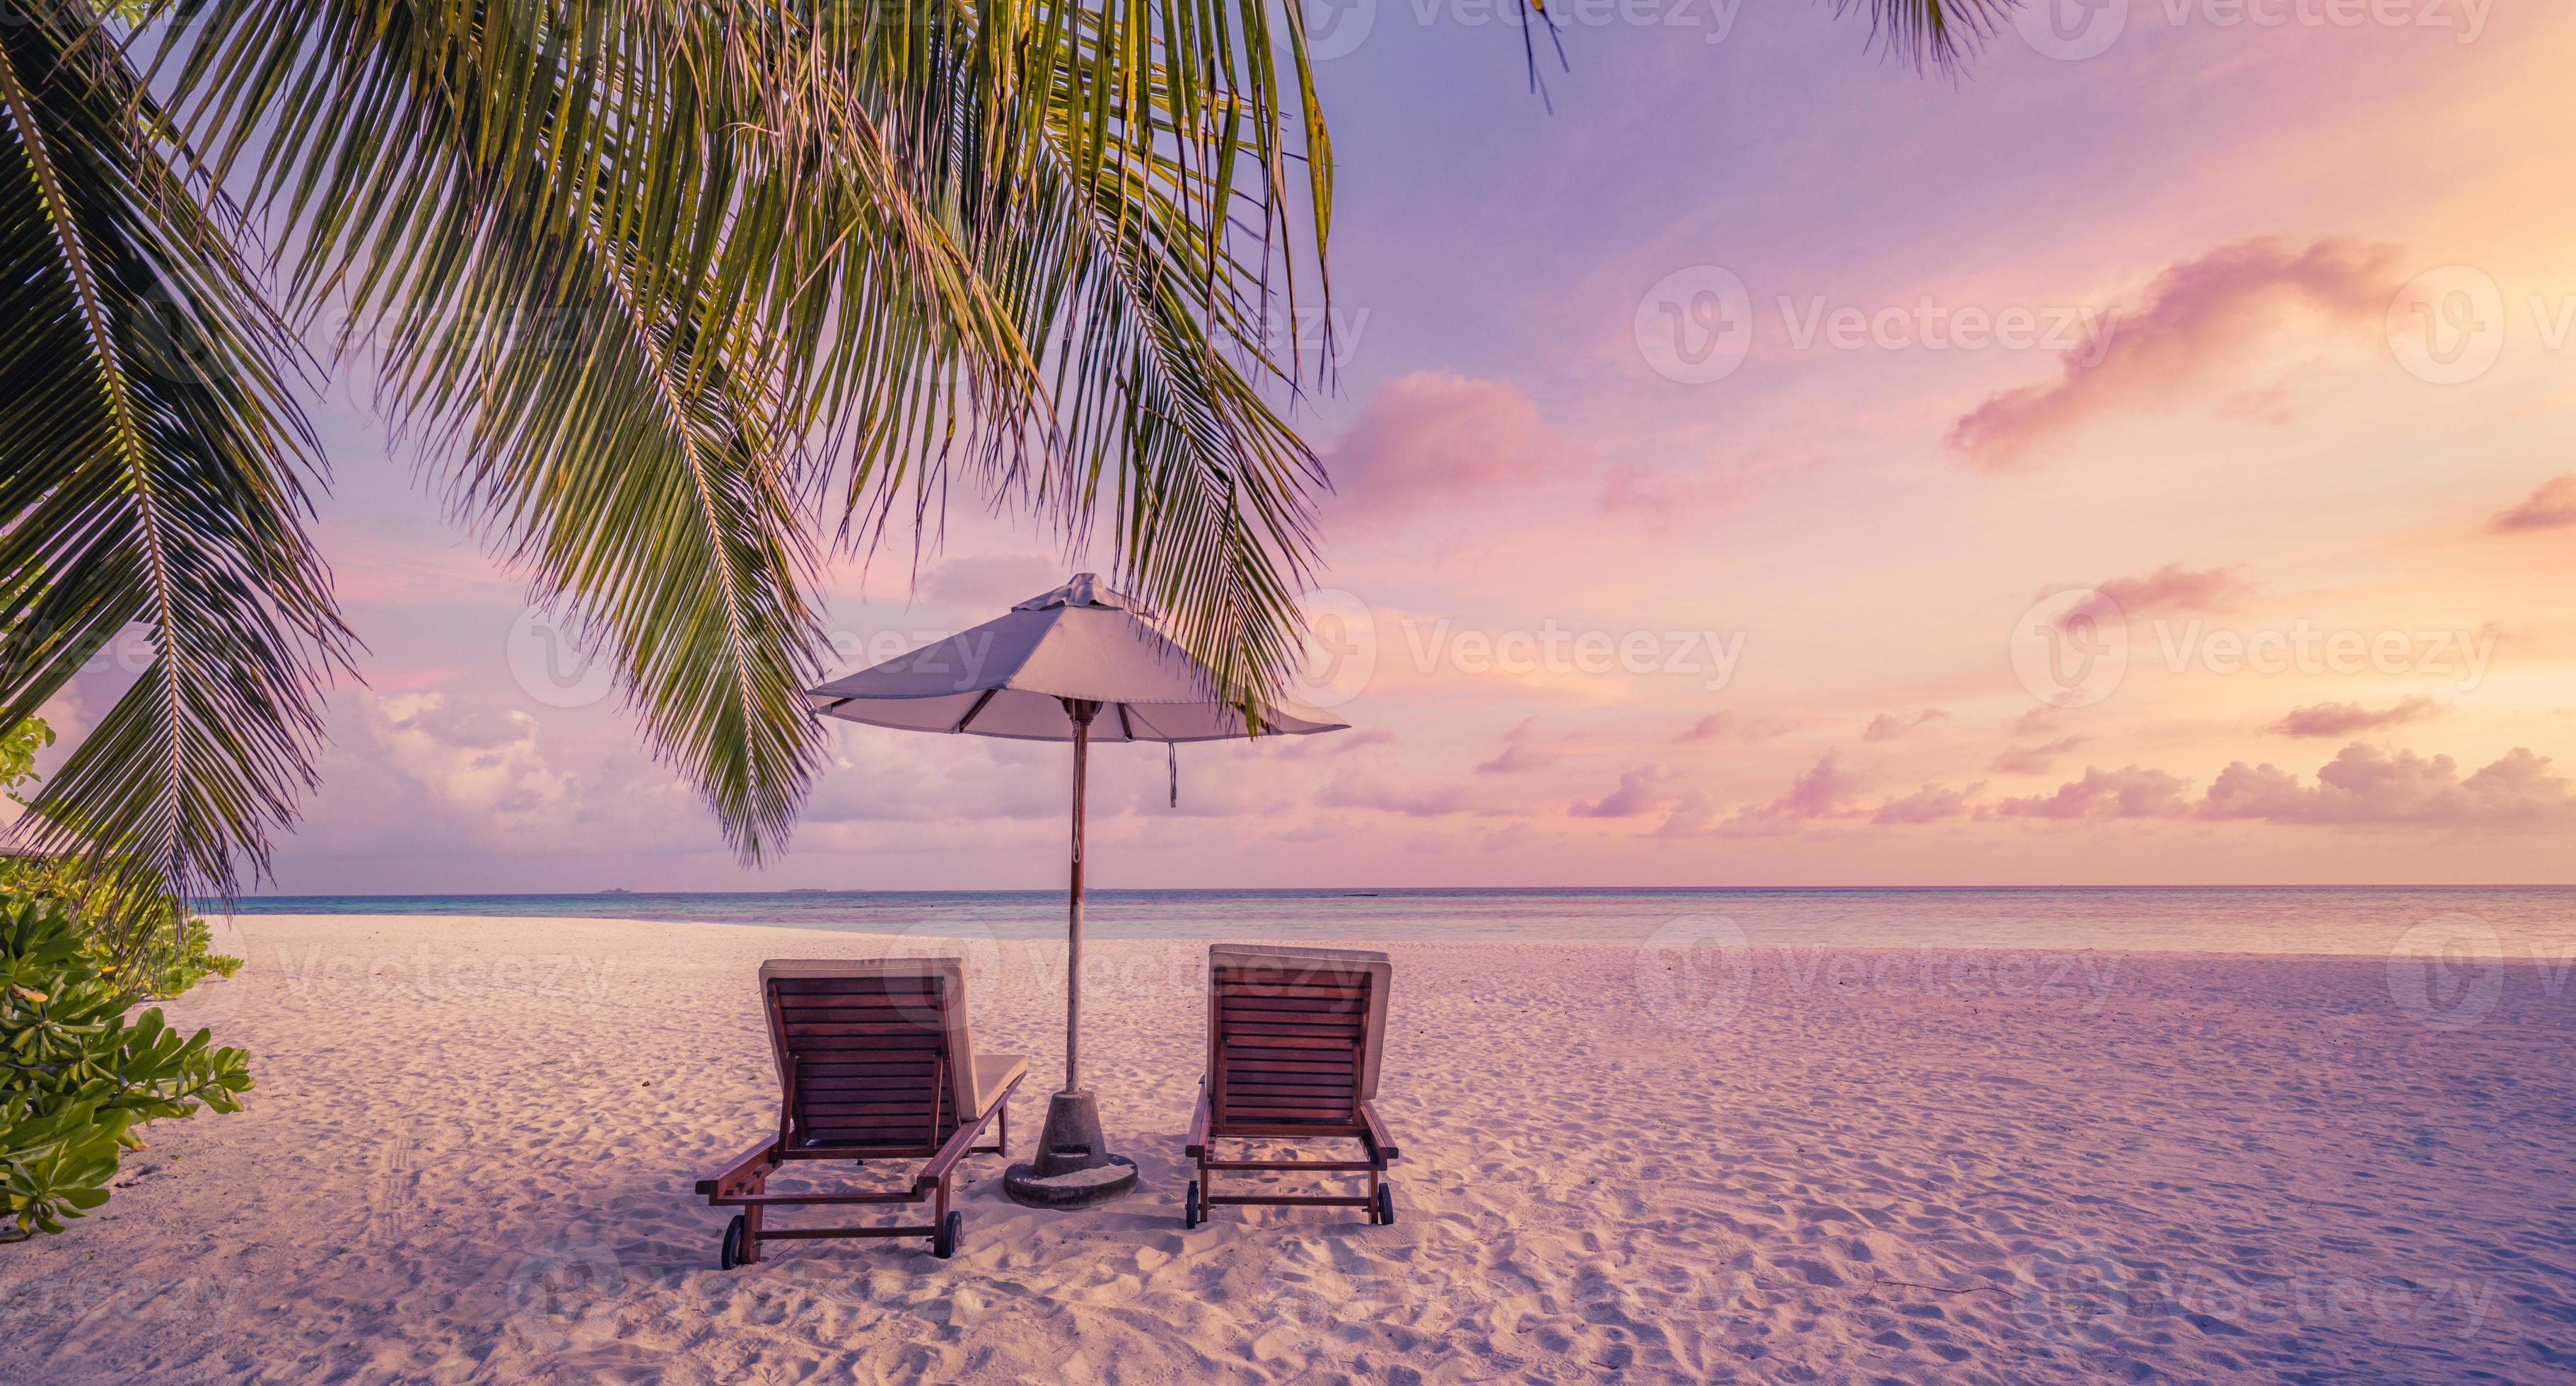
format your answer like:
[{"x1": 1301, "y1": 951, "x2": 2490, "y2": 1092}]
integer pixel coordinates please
[
  {"x1": 1862, "y1": 708, "x2": 1949, "y2": 742},
  {"x1": 1989, "y1": 766, "x2": 2195, "y2": 820},
  {"x1": 2264, "y1": 698, "x2": 2442, "y2": 739},
  {"x1": 1991, "y1": 735, "x2": 2086, "y2": 776},
  {"x1": 1872, "y1": 782, "x2": 1979, "y2": 825},
  {"x1": 2490, "y1": 475, "x2": 2576, "y2": 534},
  {"x1": 1947, "y1": 237, "x2": 2403, "y2": 471},
  {"x1": 1571, "y1": 764, "x2": 1677, "y2": 819},
  {"x1": 2201, "y1": 745, "x2": 2575, "y2": 829},
  {"x1": 1320, "y1": 371, "x2": 1561, "y2": 520}
]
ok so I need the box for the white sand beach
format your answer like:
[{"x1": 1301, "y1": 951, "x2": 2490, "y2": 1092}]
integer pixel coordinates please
[{"x1": 5, "y1": 912, "x2": 2570, "y2": 1383}]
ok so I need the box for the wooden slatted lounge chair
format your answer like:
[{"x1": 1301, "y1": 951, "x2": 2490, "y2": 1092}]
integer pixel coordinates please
[
  {"x1": 696, "y1": 958, "x2": 1026, "y2": 1265},
  {"x1": 1183, "y1": 944, "x2": 1401, "y2": 1228}
]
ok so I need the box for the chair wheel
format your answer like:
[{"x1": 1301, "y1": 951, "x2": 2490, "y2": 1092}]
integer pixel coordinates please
[
  {"x1": 719, "y1": 1213, "x2": 747, "y2": 1269},
  {"x1": 933, "y1": 1210, "x2": 962, "y2": 1259},
  {"x1": 1183, "y1": 1180, "x2": 1201, "y2": 1229},
  {"x1": 1375, "y1": 1185, "x2": 1395, "y2": 1226}
]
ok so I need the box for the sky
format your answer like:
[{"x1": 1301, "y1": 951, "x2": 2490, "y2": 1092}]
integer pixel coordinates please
[{"x1": 35, "y1": 0, "x2": 2576, "y2": 892}]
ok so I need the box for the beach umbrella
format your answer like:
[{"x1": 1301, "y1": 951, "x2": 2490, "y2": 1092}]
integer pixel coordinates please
[{"x1": 806, "y1": 573, "x2": 1347, "y2": 1204}]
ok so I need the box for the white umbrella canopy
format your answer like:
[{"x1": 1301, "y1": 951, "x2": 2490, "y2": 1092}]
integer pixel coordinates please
[
  {"x1": 805, "y1": 573, "x2": 1346, "y2": 1204},
  {"x1": 804, "y1": 573, "x2": 1346, "y2": 741}
]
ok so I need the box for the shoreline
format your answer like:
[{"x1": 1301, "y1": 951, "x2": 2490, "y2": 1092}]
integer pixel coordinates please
[{"x1": 212, "y1": 910, "x2": 2570, "y2": 965}]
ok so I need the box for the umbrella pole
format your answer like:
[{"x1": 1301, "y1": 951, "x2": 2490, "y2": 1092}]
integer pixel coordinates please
[
  {"x1": 1005, "y1": 697, "x2": 1136, "y2": 1206},
  {"x1": 1066, "y1": 700, "x2": 1094, "y2": 1094}
]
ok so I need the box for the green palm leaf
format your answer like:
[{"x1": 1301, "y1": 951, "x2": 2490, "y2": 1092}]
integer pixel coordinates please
[{"x1": 0, "y1": 11, "x2": 354, "y2": 901}]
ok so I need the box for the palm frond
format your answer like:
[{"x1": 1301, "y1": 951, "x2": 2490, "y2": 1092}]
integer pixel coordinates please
[
  {"x1": 0, "y1": 12, "x2": 352, "y2": 904},
  {"x1": 157, "y1": 0, "x2": 915, "y2": 861},
  {"x1": 1840, "y1": 0, "x2": 2015, "y2": 71}
]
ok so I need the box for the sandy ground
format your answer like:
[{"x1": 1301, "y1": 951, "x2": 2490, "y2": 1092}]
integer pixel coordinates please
[{"x1": 5, "y1": 912, "x2": 2574, "y2": 1384}]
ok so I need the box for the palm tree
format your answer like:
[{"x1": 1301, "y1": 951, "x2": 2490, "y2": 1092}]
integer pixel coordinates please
[{"x1": 1, "y1": 0, "x2": 1999, "y2": 909}]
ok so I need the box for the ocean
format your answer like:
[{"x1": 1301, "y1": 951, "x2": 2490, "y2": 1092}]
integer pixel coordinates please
[{"x1": 219, "y1": 885, "x2": 2576, "y2": 957}]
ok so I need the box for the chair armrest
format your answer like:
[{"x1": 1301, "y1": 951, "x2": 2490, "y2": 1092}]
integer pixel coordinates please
[
  {"x1": 697, "y1": 1136, "x2": 781, "y2": 1199},
  {"x1": 1185, "y1": 1078, "x2": 1212, "y2": 1157},
  {"x1": 1360, "y1": 1100, "x2": 1399, "y2": 1163},
  {"x1": 918, "y1": 1070, "x2": 1024, "y2": 1191}
]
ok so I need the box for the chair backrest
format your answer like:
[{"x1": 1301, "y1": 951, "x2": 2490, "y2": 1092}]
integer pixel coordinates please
[
  {"x1": 758, "y1": 958, "x2": 981, "y2": 1151},
  {"x1": 1206, "y1": 945, "x2": 1392, "y2": 1131}
]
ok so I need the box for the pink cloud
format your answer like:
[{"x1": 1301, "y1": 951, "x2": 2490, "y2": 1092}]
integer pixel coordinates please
[
  {"x1": 1321, "y1": 371, "x2": 1561, "y2": 519},
  {"x1": 1991, "y1": 735, "x2": 2087, "y2": 776},
  {"x1": 1872, "y1": 782, "x2": 1981, "y2": 825},
  {"x1": 2490, "y1": 475, "x2": 2576, "y2": 534},
  {"x1": 2011, "y1": 707, "x2": 2065, "y2": 738},
  {"x1": 1317, "y1": 767, "x2": 1476, "y2": 818},
  {"x1": 1989, "y1": 766, "x2": 2195, "y2": 820},
  {"x1": 1676, "y1": 712, "x2": 1793, "y2": 743},
  {"x1": 1570, "y1": 764, "x2": 1676, "y2": 819},
  {"x1": 1862, "y1": 708, "x2": 1950, "y2": 742},
  {"x1": 2087, "y1": 564, "x2": 2248, "y2": 621},
  {"x1": 1947, "y1": 237, "x2": 2403, "y2": 471},
  {"x1": 2264, "y1": 697, "x2": 2442, "y2": 738},
  {"x1": 1476, "y1": 718, "x2": 1556, "y2": 774},
  {"x1": 2201, "y1": 745, "x2": 2576, "y2": 827}
]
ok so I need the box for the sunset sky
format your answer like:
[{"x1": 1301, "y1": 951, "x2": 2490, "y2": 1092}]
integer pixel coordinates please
[{"x1": 37, "y1": 1, "x2": 2576, "y2": 892}]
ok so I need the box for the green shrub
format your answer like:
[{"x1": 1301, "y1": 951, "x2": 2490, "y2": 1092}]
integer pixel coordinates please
[{"x1": 2, "y1": 896, "x2": 252, "y2": 1238}]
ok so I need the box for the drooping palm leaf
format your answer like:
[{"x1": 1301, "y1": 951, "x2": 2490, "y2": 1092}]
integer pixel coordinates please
[
  {"x1": 0, "y1": 11, "x2": 352, "y2": 901},
  {"x1": 1846, "y1": 0, "x2": 2015, "y2": 71},
  {"x1": 6, "y1": 0, "x2": 1998, "y2": 907}
]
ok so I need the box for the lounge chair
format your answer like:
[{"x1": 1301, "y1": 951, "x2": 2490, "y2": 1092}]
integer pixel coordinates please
[
  {"x1": 1183, "y1": 944, "x2": 1401, "y2": 1228},
  {"x1": 696, "y1": 958, "x2": 1026, "y2": 1265}
]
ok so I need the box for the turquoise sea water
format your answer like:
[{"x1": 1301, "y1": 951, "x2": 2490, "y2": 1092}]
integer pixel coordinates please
[{"x1": 219, "y1": 885, "x2": 2576, "y2": 957}]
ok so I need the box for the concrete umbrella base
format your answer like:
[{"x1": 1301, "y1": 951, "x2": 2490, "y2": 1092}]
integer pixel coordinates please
[{"x1": 1003, "y1": 1089, "x2": 1141, "y2": 1209}]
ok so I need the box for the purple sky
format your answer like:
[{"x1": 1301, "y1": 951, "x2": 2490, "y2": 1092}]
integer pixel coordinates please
[{"x1": 37, "y1": 1, "x2": 2575, "y2": 892}]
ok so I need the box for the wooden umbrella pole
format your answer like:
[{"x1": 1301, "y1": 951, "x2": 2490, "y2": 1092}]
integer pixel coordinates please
[{"x1": 1065, "y1": 700, "x2": 1098, "y2": 1094}]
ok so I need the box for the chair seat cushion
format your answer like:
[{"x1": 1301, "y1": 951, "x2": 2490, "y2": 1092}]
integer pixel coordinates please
[{"x1": 974, "y1": 1054, "x2": 1029, "y2": 1117}]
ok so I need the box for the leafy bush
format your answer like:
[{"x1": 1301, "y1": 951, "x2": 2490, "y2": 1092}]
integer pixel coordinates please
[{"x1": 2, "y1": 895, "x2": 252, "y2": 1238}]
